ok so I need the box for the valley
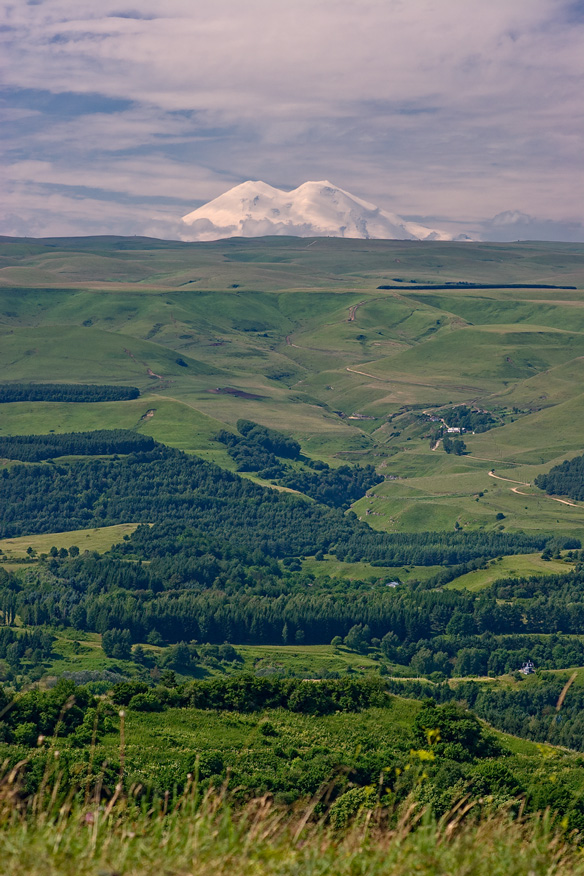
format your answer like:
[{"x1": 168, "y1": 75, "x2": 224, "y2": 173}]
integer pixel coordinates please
[
  {"x1": 3, "y1": 234, "x2": 584, "y2": 846},
  {"x1": 2, "y1": 236, "x2": 584, "y2": 535}
]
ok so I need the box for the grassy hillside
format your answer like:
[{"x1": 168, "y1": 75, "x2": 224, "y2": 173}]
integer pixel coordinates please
[
  {"x1": 2, "y1": 235, "x2": 584, "y2": 536},
  {"x1": 4, "y1": 683, "x2": 584, "y2": 876},
  {"x1": 0, "y1": 523, "x2": 141, "y2": 560}
]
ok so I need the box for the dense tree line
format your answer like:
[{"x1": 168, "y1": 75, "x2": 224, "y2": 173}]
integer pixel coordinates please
[
  {"x1": 535, "y1": 453, "x2": 584, "y2": 501},
  {"x1": 107, "y1": 675, "x2": 388, "y2": 716},
  {"x1": 236, "y1": 419, "x2": 301, "y2": 459},
  {"x1": 216, "y1": 419, "x2": 382, "y2": 507},
  {"x1": 216, "y1": 429, "x2": 285, "y2": 477},
  {"x1": 340, "y1": 529, "x2": 564, "y2": 566},
  {"x1": 0, "y1": 442, "x2": 558, "y2": 567},
  {"x1": 185, "y1": 675, "x2": 388, "y2": 715},
  {"x1": 0, "y1": 627, "x2": 54, "y2": 667},
  {"x1": 385, "y1": 675, "x2": 584, "y2": 754},
  {"x1": 3, "y1": 538, "x2": 583, "y2": 656},
  {"x1": 280, "y1": 463, "x2": 383, "y2": 510},
  {"x1": 382, "y1": 629, "x2": 584, "y2": 677},
  {"x1": 216, "y1": 419, "x2": 300, "y2": 475},
  {"x1": 0, "y1": 383, "x2": 140, "y2": 403},
  {"x1": 0, "y1": 430, "x2": 155, "y2": 462}
]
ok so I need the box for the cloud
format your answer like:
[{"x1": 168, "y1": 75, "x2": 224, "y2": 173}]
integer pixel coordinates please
[
  {"x1": 480, "y1": 211, "x2": 584, "y2": 243},
  {"x1": 0, "y1": 1, "x2": 583, "y2": 238}
]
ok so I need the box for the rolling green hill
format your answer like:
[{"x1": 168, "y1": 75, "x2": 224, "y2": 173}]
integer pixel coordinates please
[{"x1": 1, "y1": 235, "x2": 584, "y2": 536}]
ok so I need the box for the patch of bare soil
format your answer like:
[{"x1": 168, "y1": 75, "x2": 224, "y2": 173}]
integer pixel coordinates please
[{"x1": 207, "y1": 386, "x2": 266, "y2": 400}]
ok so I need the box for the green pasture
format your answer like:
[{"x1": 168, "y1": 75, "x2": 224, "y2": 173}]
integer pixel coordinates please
[
  {"x1": 3, "y1": 236, "x2": 583, "y2": 290},
  {"x1": 354, "y1": 453, "x2": 584, "y2": 538},
  {"x1": 0, "y1": 396, "x2": 232, "y2": 459},
  {"x1": 0, "y1": 523, "x2": 141, "y2": 560},
  {"x1": 236, "y1": 643, "x2": 382, "y2": 676},
  {"x1": 445, "y1": 552, "x2": 571, "y2": 591},
  {"x1": 1, "y1": 236, "x2": 584, "y2": 529},
  {"x1": 467, "y1": 392, "x2": 584, "y2": 465},
  {"x1": 301, "y1": 556, "x2": 443, "y2": 583},
  {"x1": 0, "y1": 324, "x2": 219, "y2": 385}
]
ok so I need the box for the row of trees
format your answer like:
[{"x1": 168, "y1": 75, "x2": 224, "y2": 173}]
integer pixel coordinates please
[
  {"x1": 0, "y1": 383, "x2": 140, "y2": 404},
  {"x1": 5, "y1": 539, "x2": 584, "y2": 658},
  {"x1": 0, "y1": 429, "x2": 155, "y2": 462}
]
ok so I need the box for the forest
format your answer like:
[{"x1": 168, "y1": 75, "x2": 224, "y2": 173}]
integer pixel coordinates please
[
  {"x1": 0, "y1": 429, "x2": 155, "y2": 462},
  {"x1": 0, "y1": 434, "x2": 561, "y2": 566},
  {"x1": 535, "y1": 452, "x2": 584, "y2": 500},
  {"x1": 0, "y1": 512, "x2": 581, "y2": 675},
  {"x1": 216, "y1": 419, "x2": 383, "y2": 507},
  {"x1": 0, "y1": 383, "x2": 140, "y2": 403},
  {"x1": 3, "y1": 426, "x2": 584, "y2": 838}
]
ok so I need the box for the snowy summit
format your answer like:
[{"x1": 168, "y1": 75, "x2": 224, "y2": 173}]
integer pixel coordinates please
[{"x1": 180, "y1": 180, "x2": 452, "y2": 241}]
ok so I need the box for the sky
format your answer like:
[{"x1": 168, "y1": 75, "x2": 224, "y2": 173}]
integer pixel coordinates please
[{"x1": 1, "y1": 0, "x2": 583, "y2": 241}]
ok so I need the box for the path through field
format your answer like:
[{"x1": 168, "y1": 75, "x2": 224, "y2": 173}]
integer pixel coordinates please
[
  {"x1": 488, "y1": 470, "x2": 530, "y2": 486},
  {"x1": 508, "y1": 483, "x2": 579, "y2": 507},
  {"x1": 345, "y1": 366, "x2": 386, "y2": 380},
  {"x1": 547, "y1": 495, "x2": 579, "y2": 507},
  {"x1": 348, "y1": 300, "x2": 367, "y2": 321}
]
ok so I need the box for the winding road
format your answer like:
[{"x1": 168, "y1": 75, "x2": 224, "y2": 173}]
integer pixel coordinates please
[
  {"x1": 489, "y1": 470, "x2": 579, "y2": 507},
  {"x1": 488, "y1": 470, "x2": 529, "y2": 486}
]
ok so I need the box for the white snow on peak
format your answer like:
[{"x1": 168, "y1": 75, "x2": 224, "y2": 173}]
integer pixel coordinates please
[{"x1": 180, "y1": 180, "x2": 452, "y2": 242}]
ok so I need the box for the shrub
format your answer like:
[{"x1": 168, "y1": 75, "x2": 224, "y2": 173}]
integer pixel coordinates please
[{"x1": 128, "y1": 693, "x2": 164, "y2": 712}]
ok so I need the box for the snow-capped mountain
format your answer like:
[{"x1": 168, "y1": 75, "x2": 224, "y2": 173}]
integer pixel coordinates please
[{"x1": 180, "y1": 180, "x2": 452, "y2": 241}]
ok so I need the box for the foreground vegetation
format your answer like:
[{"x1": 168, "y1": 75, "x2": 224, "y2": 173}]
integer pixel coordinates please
[
  {"x1": 2, "y1": 235, "x2": 584, "y2": 870},
  {"x1": 2, "y1": 785, "x2": 584, "y2": 876}
]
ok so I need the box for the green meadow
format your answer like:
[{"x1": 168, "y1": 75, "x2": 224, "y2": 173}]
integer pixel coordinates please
[
  {"x1": 2, "y1": 235, "x2": 584, "y2": 538},
  {"x1": 444, "y1": 552, "x2": 570, "y2": 591},
  {"x1": 0, "y1": 523, "x2": 141, "y2": 560}
]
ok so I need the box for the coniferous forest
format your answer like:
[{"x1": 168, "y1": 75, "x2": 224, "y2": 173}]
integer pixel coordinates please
[
  {"x1": 2, "y1": 421, "x2": 584, "y2": 819},
  {"x1": 0, "y1": 383, "x2": 140, "y2": 403},
  {"x1": 535, "y1": 453, "x2": 584, "y2": 501}
]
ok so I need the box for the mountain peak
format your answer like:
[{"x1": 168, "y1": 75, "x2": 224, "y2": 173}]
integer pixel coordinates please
[{"x1": 180, "y1": 181, "x2": 452, "y2": 242}]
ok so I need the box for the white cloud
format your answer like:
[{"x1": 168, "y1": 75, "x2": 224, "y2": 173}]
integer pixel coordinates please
[{"x1": 0, "y1": 0, "x2": 583, "y2": 237}]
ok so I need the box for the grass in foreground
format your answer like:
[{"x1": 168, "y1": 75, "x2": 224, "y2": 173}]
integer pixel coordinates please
[{"x1": 0, "y1": 780, "x2": 581, "y2": 876}]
